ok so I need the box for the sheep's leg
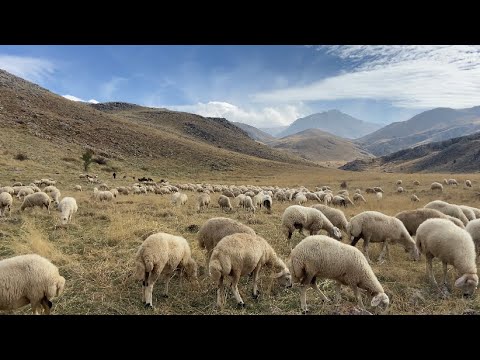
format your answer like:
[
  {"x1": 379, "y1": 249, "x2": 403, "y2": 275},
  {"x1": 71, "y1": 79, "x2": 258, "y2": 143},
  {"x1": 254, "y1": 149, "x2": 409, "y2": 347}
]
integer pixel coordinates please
[
  {"x1": 144, "y1": 268, "x2": 160, "y2": 308},
  {"x1": 41, "y1": 297, "x2": 52, "y2": 315},
  {"x1": 230, "y1": 272, "x2": 245, "y2": 308},
  {"x1": 31, "y1": 302, "x2": 42, "y2": 315},
  {"x1": 441, "y1": 262, "x2": 450, "y2": 294},
  {"x1": 377, "y1": 240, "x2": 389, "y2": 263},
  {"x1": 426, "y1": 253, "x2": 437, "y2": 286},
  {"x1": 363, "y1": 240, "x2": 372, "y2": 264},
  {"x1": 352, "y1": 285, "x2": 365, "y2": 310},
  {"x1": 311, "y1": 278, "x2": 330, "y2": 303},
  {"x1": 251, "y1": 264, "x2": 262, "y2": 299},
  {"x1": 334, "y1": 281, "x2": 343, "y2": 302},
  {"x1": 205, "y1": 250, "x2": 213, "y2": 271},
  {"x1": 300, "y1": 285, "x2": 309, "y2": 314},
  {"x1": 216, "y1": 275, "x2": 225, "y2": 309}
]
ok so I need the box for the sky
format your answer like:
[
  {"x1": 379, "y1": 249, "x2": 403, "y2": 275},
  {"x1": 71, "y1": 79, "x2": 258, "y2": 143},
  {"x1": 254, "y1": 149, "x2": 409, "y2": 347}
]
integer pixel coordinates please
[{"x1": 1, "y1": 45, "x2": 480, "y2": 128}]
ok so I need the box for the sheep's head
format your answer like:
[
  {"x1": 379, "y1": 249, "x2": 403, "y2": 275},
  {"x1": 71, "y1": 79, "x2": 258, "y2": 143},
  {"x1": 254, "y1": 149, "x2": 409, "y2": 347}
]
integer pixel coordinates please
[
  {"x1": 273, "y1": 268, "x2": 292, "y2": 288},
  {"x1": 183, "y1": 258, "x2": 198, "y2": 280},
  {"x1": 371, "y1": 292, "x2": 389, "y2": 312},
  {"x1": 455, "y1": 273, "x2": 479, "y2": 297},
  {"x1": 331, "y1": 227, "x2": 343, "y2": 241}
]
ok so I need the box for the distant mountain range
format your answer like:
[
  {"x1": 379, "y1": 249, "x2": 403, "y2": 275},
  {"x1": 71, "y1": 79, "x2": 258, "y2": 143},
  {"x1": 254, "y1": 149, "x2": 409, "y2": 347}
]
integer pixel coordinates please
[
  {"x1": 232, "y1": 122, "x2": 275, "y2": 143},
  {"x1": 259, "y1": 125, "x2": 288, "y2": 137}
]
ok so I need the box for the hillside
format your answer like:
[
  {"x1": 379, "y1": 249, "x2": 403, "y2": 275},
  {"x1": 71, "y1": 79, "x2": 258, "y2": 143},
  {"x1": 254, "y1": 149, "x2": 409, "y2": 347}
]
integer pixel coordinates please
[
  {"x1": 357, "y1": 107, "x2": 480, "y2": 156},
  {"x1": 232, "y1": 122, "x2": 275, "y2": 143},
  {"x1": 0, "y1": 69, "x2": 318, "y2": 181},
  {"x1": 341, "y1": 131, "x2": 480, "y2": 173},
  {"x1": 259, "y1": 125, "x2": 288, "y2": 137},
  {"x1": 268, "y1": 128, "x2": 374, "y2": 164},
  {"x1": 277, "y1": 110, "x2": 382, "y2": 139}
]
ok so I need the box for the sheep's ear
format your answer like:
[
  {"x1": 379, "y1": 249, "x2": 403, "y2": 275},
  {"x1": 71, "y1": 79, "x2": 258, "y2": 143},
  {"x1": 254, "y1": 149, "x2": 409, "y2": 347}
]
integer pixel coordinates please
[{"x1": 455, "y1": 274, "x2": 468, "y2": 287}]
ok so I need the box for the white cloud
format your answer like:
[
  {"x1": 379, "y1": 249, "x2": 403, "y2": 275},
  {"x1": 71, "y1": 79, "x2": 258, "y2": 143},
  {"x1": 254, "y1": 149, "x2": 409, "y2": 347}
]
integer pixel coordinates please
[
  {"x1": 0, "y1": 55, "x2": 55, "y2": 83},
  {"x1": 63, "y1": 94, "x2": 99, "y2": 104},
  {"x1": 100, "y1": 76, "x2": 128, "y2": 100},
  {"x1": 165, "y1": 101, "x2": 307, "y2": 127},
  {"x1": 254, "y1": 45, "x2": 480, "y2": 109}
]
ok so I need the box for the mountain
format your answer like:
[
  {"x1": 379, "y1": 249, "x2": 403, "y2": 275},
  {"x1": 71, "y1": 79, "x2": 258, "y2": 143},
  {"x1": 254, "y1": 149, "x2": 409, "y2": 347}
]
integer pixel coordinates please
[
  {"x1": 259, "y1": 125, "x2": 289, "y2": 137},
  {"x1": 357, "y1": 107, "x2": 480, "y2": 156},
  {"x1": 341, "y1": 130, "x2": 480, "y2": 173},
  {"x1": 268, "y1": 128, "x2": 374, "y2": 164},
  {"x1": 277, "y1": 110, "x2": 382, "y2": 139},
  {"x1": 232, "y1": 122, "x2": 275, "y2": 143},
  {"x1": 0, "y1": 69, "x2": 319, "y2": 181}
]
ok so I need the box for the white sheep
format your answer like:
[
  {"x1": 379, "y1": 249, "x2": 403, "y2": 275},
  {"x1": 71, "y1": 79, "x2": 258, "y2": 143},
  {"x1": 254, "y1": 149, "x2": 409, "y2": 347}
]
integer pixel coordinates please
[
  {"x1": 16, "y1": 187, "x2": 34, "y2": 199},
  {"x1": 311, "y1": 204, "x2": 349, "y2": 233},
  {"x1": 0, "y1": 254, "x2": 65, "y2": 314},
  {"x1": 196, "y1": 193, "x2": 211, "y2": 212},
  {"x1": 348, "y1": 211, "x2": 420, "y2": 263},
  {"x1": 93, "y1": 188, "x2": 114, "y2": 202},
  {"x1": 209, "y1": 233, "x2": 292, "y2": 309},
  {"x1": 244, "y1": 195, "x2": 256, "y2": 213},
  {"x1": 353, "y1": 193, "x2": 367, "y2": 203},
  {"x1": 465, "y1": 180, "x2": 472, "y2": 188},
  {"x1": 424, "y1": 200, "x2": 469, "y2": 225},
  {"x1": 134, "y1": 232, "x2": 198, "y2": 308},
  {"x1": 49, "y1": 189, "x2": 61, "y2": 206},
  {"x1": 281, "y1": 205, "x2": 342, "y2": 242},
  {"x1": 74, "y1": 185, "x2": 82, "y2": 192},
  {"x1": 395, "y1": 208, "x2": 466, "y2": 236},
  {"x1": 416, "y1": 219, "x2": 478, "y2": 297},
  {"x1": 466, "y1": 206, "x2": 480, "y2": 219},
  {"x1": 218, "y1": 195, "x2": 233, "y2": 212},
  {"x1": 235, "y1": 194, "x2": 246, "y2": 208},
  {"x1": 109, "y1": 188, "x2": 118, "y2": 198},
  {"x1": 0, "y1": 186, "x2": 15, "y2": 195},
  {"x1": 20, "y1": 192, "x2": 51, "y2": 213},
  {"x1": 410, "y1": 194, "x2": 420, "y2": 202},
  {"x1": 295, "y1": 193, "x2": 308, "y2": 205},
  {"x1": 0, "y1": 192, "x2": 13, "y2": 217},
  {"x1": 397, "y1": 186, "x2": 404, "y2": 193},
  {"x1": 431, "y1": 182, "x2": 443, "y2": 191},
  {"x1": 413, "y1": 180, "x2": 420, "y2": 186},
  {"x1": 171, "y1": 192, "x2": 188, "y2": 206},
  {"x1": 465, "y1": 219, "x2": 480, "y2": 258},
  {"x1": 57, "y1": 197, "x2": 78, "y2": 225},
  {"x1": 262, "y1": 194, "x2": 273, "y2": 212},
  {"x1": 376, "y1": 192, "x2": 383, "y2": 201},
  {"x1": 288, "y1": 235, "x2": 389, "y2": 314},
  {"x1": 447, "y1": 179, "x2": 458, "y2": 186},
  {"x1": 459, "y1": 205, "x2": 476, "y2": 221}
]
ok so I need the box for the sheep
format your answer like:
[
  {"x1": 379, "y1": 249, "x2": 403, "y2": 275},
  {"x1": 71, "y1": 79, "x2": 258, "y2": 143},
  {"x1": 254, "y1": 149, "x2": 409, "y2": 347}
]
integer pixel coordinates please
[
  {"x1": 416, "y1": 219, "x2": 478, "y2": 297},
  {"x1": 262, "y1": 194, "x2": 273, "y2": 212},
  {"x1": 430, "y1": 182, "x2": 444, "y2": 191},
  {"x1": 294, "y1": 193, "x2": 307, "y2": 205},
  {"x1": 74, "y1": 185, "x2": 82, "y2": 192},
  {"x1": 466, "y1": 206, "x2": 480, "y2": 219},
  {"x1": 465, "y1": 219, "x2": 480, "y2": 258},
  {"x1": 117, "y1": 186, "x2": 130, "y2": 195},
  {"x1": 209, "y1": 233, "x2": 292, "y2": 309},
  {"x1": 196, "y1": 193, "x2": 211, "y2": 212},
  {"x1": 397, "y1": 186, "x2": 404, "y2": 193},
  {"x1": 447, "y1": 179, "x2": 458, "y2": 186},
  {"x1": 197, "y1": 217, "x2": 255, "y2": 267},
  {"x1": 222, "y1": 190, "x2": 235, "y2": 198},
  {"x1": 0, "y1": 254, "x2": 65, "y2": 314},
  {"x1": 373, "y1": 187, "x2": 384, "y2": 193},
  {"x1": 0, "y1": 186, "x2": 14, "y2": 195},
  {"x1": 413, "y1": 180, "x2": 420, "y2": 186},
  {"x1": 465, "y1": 180, "x2": 472, "y2": 188},
  {"x1": 16, "y1": 187, "x2": 34, "y2": 199},
  {"x1": 12, "y1": 182, "x2": 23, "y2": 187},
  {"x1": 424, "y1": 200, "x2": 469, "y2": 225},
  {"x1": 337, "y1": 190, "x2": 349, "y2": 196},
  {"x1": 171, "y1": 192, "x2": 188, "y2": 206},
  {"x1": 218, "y1": 195, "x2": 233, "y2": 212},
  {"x1": 235, "y1": 194, "x2": 246, "y2": 208},
  {"x1": 445, "y1": 215, "x2": 466, "y2": 229},
  {"x1": 20, "y1": 192, "x2": 51, "y2": 213},
  {"x1": 288, "y1": 235, "x2": 390, "y2": 313},
  {"x1": 410, "y1": 194, "x2": 420, "y2": 202},
  {"x1": 134, "y1": 232, "x2": 198, "y2": 308},
  {"x1": 376, "y1": 192, "x2": 383, "y2": 201},
  {"x1": 443, "y1": 178, "x2": 449, "y2": 185},
  {"x1": 355, "y1": 189, "x2": 362, "y2": 194},
  {"x1": 348, "y1": 211, "x2": 420, "y2": 263},
  {"x1": 57, "y1": 197, "x2": 78, "y2": 225},
  {"x1": 49, "y1": 189, "x2": 61, "y2": 206},
  {"x1": 43, "y1": 185, "x2": 59, "y2": 194},
  {"x1": 244, "y1": 196, "x2": 256, "y2": 213},
  {"x1": 93, "y1": 188, "x2": 114, "y2": 202},
  {"x1": 353, "y1": 193, "x2": 366, "y2": 203},
  {"x1": 281, "y1": 205, "x2": 342, "y2": 242},
  {"x1": 0, "y1": 192, "x2": 13, "y2": 217},
  {"x1": 396, "y1": 180, "x2": 402, "y2": 185},
  {"x1": 459, "y1": 205, "x2": 476, "y2": 221},
  {"x1": 395, "y1": 208, "x2": 466, "y2": 236},
  {"x1": 331, "y1": 195, "x2": 348, "y2": 207},
  {"x1": 323, "y1": 193, "x2": 333, "y2": 205},
  {"x1": 311, "y1": 204, "x2": 349, "y2": 233}
]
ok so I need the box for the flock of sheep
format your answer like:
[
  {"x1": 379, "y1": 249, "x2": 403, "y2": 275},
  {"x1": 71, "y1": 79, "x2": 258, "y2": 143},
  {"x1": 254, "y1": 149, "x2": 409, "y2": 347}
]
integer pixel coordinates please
[{"x1": 0, "y1": 175, "x2": 479, "y2": 315}]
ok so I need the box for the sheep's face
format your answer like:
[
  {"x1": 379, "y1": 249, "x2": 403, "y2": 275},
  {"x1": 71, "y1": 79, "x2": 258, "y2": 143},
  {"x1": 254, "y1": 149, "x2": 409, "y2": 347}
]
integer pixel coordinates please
[
  {"x1": 275, "y1": 269, "x2": 292, "y2": 288},
  {"x1": 408, "y1": 245, "x2": 420, "y2": 261},
  {"x1": 184, "y1": 259, "x2": 198, "y2": 280},
  {"x1": 455, "y1": 273, "x2": 479, "y2": 297},
  {"x1": 331, "y1": 227, "x2": 342, "y2": 241},
  {"x1": 371, "y1": 293, "x2": 389, "y2": 312}
]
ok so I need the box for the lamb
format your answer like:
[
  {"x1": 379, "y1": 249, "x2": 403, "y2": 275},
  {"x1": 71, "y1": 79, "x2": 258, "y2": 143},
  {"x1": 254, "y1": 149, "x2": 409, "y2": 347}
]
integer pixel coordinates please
[
  {"x1": 395, "y1": 208, "x2": 466, "y2": 236},
  {"x1": 424, "y1": 200, "x2": 469, "y2": 225},
  {"x1": 410, "y1": 194, "x2": 420, "y2": 202},
  {"x1": 288, "y1": 235, "x2": 389, "y2": 314},
  {"x1": 20, "y1": 192, "x2": 51, "y2": 213},
  {"x1": 416, "y1": 219, "x2": 478, "y2": 297},
  {"x1": 348, "y1": 211, "x2": 420, "y2": 263},
  {"x1": 74, "y1": 185, "x2": 82, "y2": 191},
  {"x1": 0, "y1": 192, "x2": 13, "y2": 217},
  {"x1": 281, "y1": 205, "x2": 342, "y2": 242},
  {"x1": 171, "y1": 192, "x2": 188, "y2": 206},
  {"x1": 218, "y1": 195, "x2": 233, "y2": 212},
  {"x1": 209, "y1": 233, "x2": 292, "y2": 309},
  {"x1": 57, "y1": 197, "x2": 78, "y2": 225},
  {"x1": 353, "y1": 193, "x2": 367, "y2": 203},
  {"x1": 0, "y1": 254, "x2": 65, "y2": 314},
  {"x1": 465, "y1": 180, "x2": 472, "y2": 188},
  {"x1": 459, "y1": 205, "x2": 476, "y2": 221},
  {"x1": 465, "y1": 219, "x2": 480, "y2": 258},
  {"x1": 430, "y1": 182, "x2": 443, "y2": 191},
  {"x1": 244, "y1": 196, "x2": 256, "y2": 213},
  {"x1": 311, "y1": 204, "x2": 349, "y2": 233},
  {"x1": 197, "y1": 217, "x2": 255, "y2": 267},
  {"x1": 134, "y1": 232, "x2": 198, "y2": 308},
  {"x1": 196, "y1": 193, "x2": 211, "y2": 212}
]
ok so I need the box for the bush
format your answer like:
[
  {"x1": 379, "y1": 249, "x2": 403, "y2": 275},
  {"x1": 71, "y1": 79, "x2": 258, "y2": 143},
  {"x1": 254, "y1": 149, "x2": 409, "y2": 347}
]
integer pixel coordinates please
[
  {"x1": 14, "y1": 153, "x2": 28, "y2": 161},
  {"x1": 81, "y1": 149, "x2": 95, "y2": 171},
  {"x1": 93, "y1": 156, "x2": 108, "y2": 165}
]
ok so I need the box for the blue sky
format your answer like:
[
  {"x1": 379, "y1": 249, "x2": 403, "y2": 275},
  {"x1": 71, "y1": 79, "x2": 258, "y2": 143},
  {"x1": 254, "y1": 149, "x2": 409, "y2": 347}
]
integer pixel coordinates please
[{"x1": 1, "y1": 45, "x2": 480, "y2": 127}]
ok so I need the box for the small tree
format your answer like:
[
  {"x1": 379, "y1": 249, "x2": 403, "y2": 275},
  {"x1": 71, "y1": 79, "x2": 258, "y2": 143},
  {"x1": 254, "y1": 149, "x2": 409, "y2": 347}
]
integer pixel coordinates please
[{"x1": 81, "y1": 149, "x2": 95, "y2": 171}]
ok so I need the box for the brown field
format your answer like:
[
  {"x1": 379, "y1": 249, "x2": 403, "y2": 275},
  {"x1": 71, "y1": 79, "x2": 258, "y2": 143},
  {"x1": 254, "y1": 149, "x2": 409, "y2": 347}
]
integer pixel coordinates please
[{"x1": 1, "y1": 148, "x2": 480, "y2": 316}]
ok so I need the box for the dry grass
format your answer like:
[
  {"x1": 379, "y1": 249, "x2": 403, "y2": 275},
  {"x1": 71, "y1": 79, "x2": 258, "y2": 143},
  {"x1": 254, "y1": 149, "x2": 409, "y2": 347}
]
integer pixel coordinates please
[{"x1": 1, "y1": 162, "x2": 480, "y2": 315}]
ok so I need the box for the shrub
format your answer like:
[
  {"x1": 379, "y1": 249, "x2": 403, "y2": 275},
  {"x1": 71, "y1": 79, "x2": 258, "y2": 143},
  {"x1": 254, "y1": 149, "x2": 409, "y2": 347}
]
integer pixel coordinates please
[{"x1": 14, "y1": 153, "x2": 28, "y2": 161}]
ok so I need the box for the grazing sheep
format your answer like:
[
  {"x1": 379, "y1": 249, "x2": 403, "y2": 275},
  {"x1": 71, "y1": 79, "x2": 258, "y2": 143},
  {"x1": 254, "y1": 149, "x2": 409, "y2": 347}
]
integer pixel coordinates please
[
  {"x1": 430, "y1": 182, "x2": 443, "y2": 191},
  {"x1": 397, "y1": 187, "x2": 404, "y2": 193},
  {"x1": 244, "y1": 196, "x2": 256, "y2": 213},
  {"x1": 99, "y1": 183, "x2": 109, "y2": 191},
  {"x1": 465, "y1": 219, "x2": 480, "y2": 258},
  {"x1": 376, "y1": 192, "x2": 383, "y2": 201},
  {"x1": 0, "y1": 192, "x2": 13, "y2": 217},
  {"x1": 424, "y1": 200, "x2": 469, "y2": 225},
  {"x1": 396, "y1": 180, "x2": 402, "y2": 185},
  {"x1": 262, "y1": 194, "x2": 273, "y2": 212},
  {"x1": 281, "y1": 205, "x2": 342, "y2": 242},
  {"x1": 337, "y1": 190, "x2": 349, "y2": 196},
  {"x1": 311, "y1": 204, "x2": 349, "y2": 233},
  {"x1": 12, "y1": 182, "x2": 23, "y2": 187},
  {"x1": 0, "y1": 254, "x2": 65, "y2": 314},
  {"x1": 197, "y1": 217, "x2": 255, "y2": 267},
  {"x1": 410, "y1": 194, "x2": 420, "y2": 202},
  {"x1": 57, "y1": 197, "x2": 78, "y2": 225},
  {"x1": 109, "y1": 188, "x2": 118, "y2": 198},
  {"x1": 445, "y1": 216, "x2": 466, "y2": 229},
  {"x1": 16, "y1": 187, "x2": 34, "y2": 199},
  {"x1": 465, "y1": 180, "x2": 472, "y2": 188},
  {"x1": 295, "y1": 193, "x2": 308, "y2": 205},
  {"x1": 466, "y1": 206, "x2": 480, "y2": 219},
  {"x1": 459, "y1": 205, "x2": 476, "y2": 221},
  {"x1": 395, "y1": 208, "x2": 465, "y2": 236},
  {"x1": 235, "y1": 194, "x2": 246, "y2": 208},
  {"x1": 209, "y1": 233, "x2": 292, "y2": 309},
  {"x1": 288, "y1": 235, "x2": 389, "y2": 314},
  {"x1": 93, "y1": 188, "x2": 114, "y2": 202},
  {"x1": 331, "y1": 195, "x2": 348, "y2": 207},
  {"x1": 20, "y1": 192, "x2": 51, "y2": 213},
  {"x1": 355, "y1": 189, "x2": 362, "y2": 194},
  {"x1": 117, "y1": 186, "x2": 130, "y2": 195},
  {"x1": 222, "y1": 190, "x2": 235, "y2": 198},
  {"x1": 74, "y1": 185, "x2": 82, "y2": 192},
  {"x1": 353, "y1": 193, "x2": 367, "y2": 203},
  {"x1": 196, "y1": 193, "x2": 211, "y2": 212},
  {"x1": 348, "y1": 211, "x2": 420, "y2": 263},
  {"x1": 49, "y1": 189, "x2": 61, "y2": 206},
  {"x1": 413, "y1": 180, "x2": 420, "y2": 186},
  {"x1": 134, "y1": 232, "x2": 198, "y2": 308},
  {"x1": 43, "y1": 185, "x2": 59, "y2": 194},
  {"x1": 171, "y1": 192, "x2": 188, "y2": 206},
  {"x1": 0, "y1": 186, "x2": 15, "y2": 195},
  {"x1": 416, "y1": 219, "x2": 478, "y2": 297},
  {"x1": 218, "y1": 195, "x2": 233, "y2": 212},
  {"x1": 447, "y1": 179, "x2": 458, "y2": 186}
]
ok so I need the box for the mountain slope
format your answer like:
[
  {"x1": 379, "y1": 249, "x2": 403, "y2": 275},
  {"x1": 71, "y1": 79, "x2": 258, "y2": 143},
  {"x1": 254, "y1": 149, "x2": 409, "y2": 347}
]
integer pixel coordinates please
[
  {"x1": 278, "y1": 110, "x2": 382, "y2": 139},
  {"x1": 357, "y1": 107, "x2": 480, "y2": 156},
  {"x1": 232, "y1": 122, "x2": 275, "y2": 143},
  {"x1": 268, "y1": 128, "x2": 374, "y2": 163},
  {"x1": 259, "y1": 125, "x2": 288, "y2": 137},
  {"x1": 0, "y1": 69, "x2": 317, "y2": 180},
  {"x1": 341, "y1": 131, "x2": 480, "y2": 173}
]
